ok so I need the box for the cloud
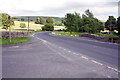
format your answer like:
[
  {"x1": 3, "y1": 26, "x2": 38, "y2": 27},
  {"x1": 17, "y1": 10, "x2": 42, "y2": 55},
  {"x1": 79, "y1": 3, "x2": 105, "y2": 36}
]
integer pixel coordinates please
[{"x1": 0, "y1": 0, "x2": 119, "y2": 20}]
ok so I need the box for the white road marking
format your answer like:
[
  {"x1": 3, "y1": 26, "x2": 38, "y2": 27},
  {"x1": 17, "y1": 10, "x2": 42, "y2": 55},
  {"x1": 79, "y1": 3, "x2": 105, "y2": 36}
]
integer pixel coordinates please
[
  {"x1": 68, "y1": 51, "x2": 71, "y2": 53},
  {"x1": 73, "y1": 53, "x2": 77, "y2": 55},
  {"x1": 59, "y1": 47, "x2": 62, "y2": 48},
  {"x1": 106, "y1": 66, "x2": 119, "y2": 72},
  {"x1": 63, "y1": 49, "x2": 66, "y2": 50},
  {"x1": 107, "y1": 76, "x2": 111, "y2": 78},
  {"x1": 81, "y1": 56, "x2": 89, "y2": 60},
  {"x1": 91, "y1": 60, "x2": 103, "y2": 66}
]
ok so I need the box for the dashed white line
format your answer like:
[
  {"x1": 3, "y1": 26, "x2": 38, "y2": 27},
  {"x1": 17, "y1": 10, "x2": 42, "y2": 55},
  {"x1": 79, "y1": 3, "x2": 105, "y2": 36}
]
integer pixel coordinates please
[
  {"x1": 68, "y1": 51, "x2": 71, "y2": 53},
  {"x1": 63, "y1": 49, "x2": 66, "y2": 50},
  {"x1": 81, "y1": 56, "x2": 89, "y2": 60},
  {"x1": 59, "y1": 47, "x2": 62, "y2": 48},
  {"x1": 106, "y1": 66, "x2": 118, "y2": 72},
  {"x1": 73, "y1": 53, "x2": 77, "y2": 55},
  {"x1": 107, "y1": 76, "x2": 111, "y2": 78},
  {"x1": 91, "y1": 60, "x2": 103, "y2": 66}
]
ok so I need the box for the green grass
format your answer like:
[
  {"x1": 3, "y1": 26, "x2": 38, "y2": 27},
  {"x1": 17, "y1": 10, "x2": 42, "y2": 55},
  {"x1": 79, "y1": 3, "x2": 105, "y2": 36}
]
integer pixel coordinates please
[
  {"x1": 51, "y1": 31, "x2": 86, "y2": 37},
  {"x1": 51, "y1": 31, "x2": 119, "y2": 39},
  {"x1": 0, "y1": 37, "x2": 30, "y2": 45},
  {"x1": 95, "y1": 33, "x2": 119, "y2": 39}
]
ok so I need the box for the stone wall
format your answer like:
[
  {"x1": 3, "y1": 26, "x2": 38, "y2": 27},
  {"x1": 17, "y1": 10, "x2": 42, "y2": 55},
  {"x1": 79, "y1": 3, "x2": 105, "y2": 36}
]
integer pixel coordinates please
[
  {"x1": 80, "y1": 33, "x2": 120, "y2": 44},
  {"x1": 0, "y1": 31, "x2": 28, "y2": 38}
]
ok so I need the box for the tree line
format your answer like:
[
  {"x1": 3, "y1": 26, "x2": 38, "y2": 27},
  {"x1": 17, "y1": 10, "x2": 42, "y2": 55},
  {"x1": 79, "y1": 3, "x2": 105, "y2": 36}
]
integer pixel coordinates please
[
  {"x1": 35, "y1": 17, "x2": 54, "y2": 25},
  {"x1": 1, "y1": 11, "x2": 120, "y2": 35},
  {"x1": 63, "y1": 9, "x2": 120, "y2": 35}
]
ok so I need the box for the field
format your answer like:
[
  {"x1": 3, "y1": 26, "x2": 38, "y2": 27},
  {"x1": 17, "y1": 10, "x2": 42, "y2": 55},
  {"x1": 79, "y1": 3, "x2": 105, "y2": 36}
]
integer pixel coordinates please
[{"x1": 0, "y1": 21, "x2": 65, "y2": 31}]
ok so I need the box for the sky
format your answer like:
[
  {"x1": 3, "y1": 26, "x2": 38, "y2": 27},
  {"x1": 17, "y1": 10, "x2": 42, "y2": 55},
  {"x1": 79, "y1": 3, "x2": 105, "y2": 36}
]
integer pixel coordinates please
[{"x1": 0, "y1": 0, "x2": 119, "y2": 20}]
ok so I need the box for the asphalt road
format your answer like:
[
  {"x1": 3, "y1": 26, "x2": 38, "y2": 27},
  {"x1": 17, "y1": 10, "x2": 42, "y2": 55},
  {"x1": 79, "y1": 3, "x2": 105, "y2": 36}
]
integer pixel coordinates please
[{"x1": 2, "y1": 32, "x2": 119, "y2": 78}]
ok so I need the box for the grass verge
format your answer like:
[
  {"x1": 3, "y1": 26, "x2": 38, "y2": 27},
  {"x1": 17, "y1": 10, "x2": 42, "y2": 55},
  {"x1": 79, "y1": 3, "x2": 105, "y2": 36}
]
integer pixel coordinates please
[
  {"x1": 0, "y1": 37, "x2": 30, "y2": 45},
  {"x1": 95, "y1": 33, "x2": 119, "y2": 40},
  {"x1": 51, "y1": 31, "x2": 119, "y2": 39},
  {"x1": 51, "y1": 31, "x2": 86, "y2": 37}
]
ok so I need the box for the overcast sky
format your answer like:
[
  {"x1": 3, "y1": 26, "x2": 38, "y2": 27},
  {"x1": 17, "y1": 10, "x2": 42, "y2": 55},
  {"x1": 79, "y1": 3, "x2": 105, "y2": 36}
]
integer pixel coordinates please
[{"x1": 0, "y1": 0, "x2": 119, "y2": 20}]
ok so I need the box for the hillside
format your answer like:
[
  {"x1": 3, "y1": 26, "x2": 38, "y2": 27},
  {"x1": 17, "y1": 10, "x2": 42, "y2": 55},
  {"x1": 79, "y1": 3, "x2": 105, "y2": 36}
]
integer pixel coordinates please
[{"x1": 12, "y1": 16, "x2": 64, "y2": 22}]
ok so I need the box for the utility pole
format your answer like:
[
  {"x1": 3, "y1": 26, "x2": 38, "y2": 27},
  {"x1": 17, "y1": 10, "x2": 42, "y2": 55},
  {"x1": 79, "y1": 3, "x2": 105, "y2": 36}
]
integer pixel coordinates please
[
  {"x1": 28, "y1": 17, "x2": 29, "y2": 34},
  {"x1": 8, "y1": 16, "x2": 11, "y2": 42}
]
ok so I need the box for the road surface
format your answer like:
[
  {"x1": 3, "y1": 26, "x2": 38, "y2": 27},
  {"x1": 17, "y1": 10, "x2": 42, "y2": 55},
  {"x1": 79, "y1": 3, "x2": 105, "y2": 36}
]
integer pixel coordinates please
[{"x1": 2, "y1": 32, "x2": 119, "y2": 78}]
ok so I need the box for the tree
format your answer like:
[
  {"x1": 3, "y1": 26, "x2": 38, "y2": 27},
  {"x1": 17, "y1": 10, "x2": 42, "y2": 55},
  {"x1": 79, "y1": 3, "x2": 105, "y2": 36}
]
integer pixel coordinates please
[
  {"x1": 80, "y1": 10, "x2": 104, "y2": 33},
  {"x1": 46, "y1": 17, "x2": 54, "y2": 24},
  {"x1": 74, "y1": 12, "x2": 81, "y2": 32},
  {"x1": 105, "y1": 16, "x2": 117, "y2": 32},
  {"x1": 63, "y1": 13, "x2": 75, "y2": 33},
  {"x1": 0, "y1": 13, "x2": 14, "y2": 42},
  {"x1": 55, "y1": 21, "x2": 63, "y2": 26},
  {"x1": 0, "y1": 13, "x2": 14, "y2": 30},
  {"x1": 63, "y1": 12, "x2": 81, "y2": 33},
  {"x1": 21, "y1": 18, "x2": 24, "y2": 21},
  {"x1": 85, "y1": 9, "x2": 94, "y2": 18},
  {"x1": 117, "y1": 16, "x2": 120, "y2": 35},
  {"x1": 42, "y1": 23, "x2": 54, "y2": 31},
  {"x1": 39, "y1": 17, "x2": 46, "y2": 24},
  {"x1": 20, "y1": 23, "x2": 26, "y2": 28},
  {"x1": 63, "y1": 9, "x2": 104, "y2": 34},
  {"x1": 35, "y1": 17, "x2": 46, "y2": 24},
  {"x1": 35, "y1": 17, "x2": 40, "y2": 24}
]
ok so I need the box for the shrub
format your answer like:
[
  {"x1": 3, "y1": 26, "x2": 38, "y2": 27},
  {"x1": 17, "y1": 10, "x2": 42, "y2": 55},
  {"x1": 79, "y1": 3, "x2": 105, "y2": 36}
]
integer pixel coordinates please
[
  {"x1": 42, "y1": 23, "x2": 54, "y2": 31},
  {"x1": 20, "y1": 23, "x2": 26, "y2": 28}
]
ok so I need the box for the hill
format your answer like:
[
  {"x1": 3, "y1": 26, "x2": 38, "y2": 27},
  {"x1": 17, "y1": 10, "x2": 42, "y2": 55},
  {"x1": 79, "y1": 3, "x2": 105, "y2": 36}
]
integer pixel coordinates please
[{"x1": 12, "y1": 16, "x2": 64, "y2": 22}]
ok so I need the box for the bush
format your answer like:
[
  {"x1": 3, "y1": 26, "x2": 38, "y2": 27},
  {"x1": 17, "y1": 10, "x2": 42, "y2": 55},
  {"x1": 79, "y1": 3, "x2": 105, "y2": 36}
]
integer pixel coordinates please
[
  {"x1": 42, "y1": 23, "x2": 54, "y2": 31},
  {"x1": 20, "y1": 23, "x2": 26, "y2": 28}
]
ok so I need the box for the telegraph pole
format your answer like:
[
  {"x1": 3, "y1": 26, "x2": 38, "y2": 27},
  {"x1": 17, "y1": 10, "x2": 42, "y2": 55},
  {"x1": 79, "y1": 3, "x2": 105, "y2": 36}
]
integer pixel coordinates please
[
  {"x1": 28, "y1": 17, "x2": 29, "y2": 34},
  {"x1": 8, "y1": 16, "x2": 11, "y2": 42}
]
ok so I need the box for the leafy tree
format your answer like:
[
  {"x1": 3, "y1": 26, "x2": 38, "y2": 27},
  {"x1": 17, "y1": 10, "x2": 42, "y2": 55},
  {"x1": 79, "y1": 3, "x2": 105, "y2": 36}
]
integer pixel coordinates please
[
  {"x1": 40, "y1": 18, "x2": 46, "y2": 24},
  {"x1": 80, "y1": 10, "x2": 103, "y2": 33},
  {"x1": 63, "y1": 12, "x2": 81, "y2": 33},
  {"x1": 20, "y1": 23, "x2": 26, "y2": 28},
  {"x1": 117, "y1": 16, "x2": 120, "y2": 35},
  {"x1": 63, "y1": 9, "x2": 105, "y2": 34},
  {"x1": 35, "y1": 17, "x2": 40, "y2": 24},
  {"x1": 85, "y1": 9, "x2": 94, "y2": 18},
  {"x1": 21, "y1": 18, "x2": 24, "y2": 21},
  {"x1": 35, "y1": 17, "x2": 46, "y2": 24},
  {"x1": 74, "y1": 12, "x2": 81, "y2": 32},
  {"x1": 42, "y1": 23, "x2": 54, "y2": 31},
  {"x1": 105, "y1": 16, "x2": 117, "y2": 32},
  {"x1": 55, "y1": 21, "x2": 63, "y2": 26},
  {"x1": 46, "y1": 17, "x2": 54, "y2": 24},
  {"x1": 63, "y1": 13, "x2": 75, "y2": 33},
  {"x1": 0, "y1": 13, "x2": 14, "y2": 30}
]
